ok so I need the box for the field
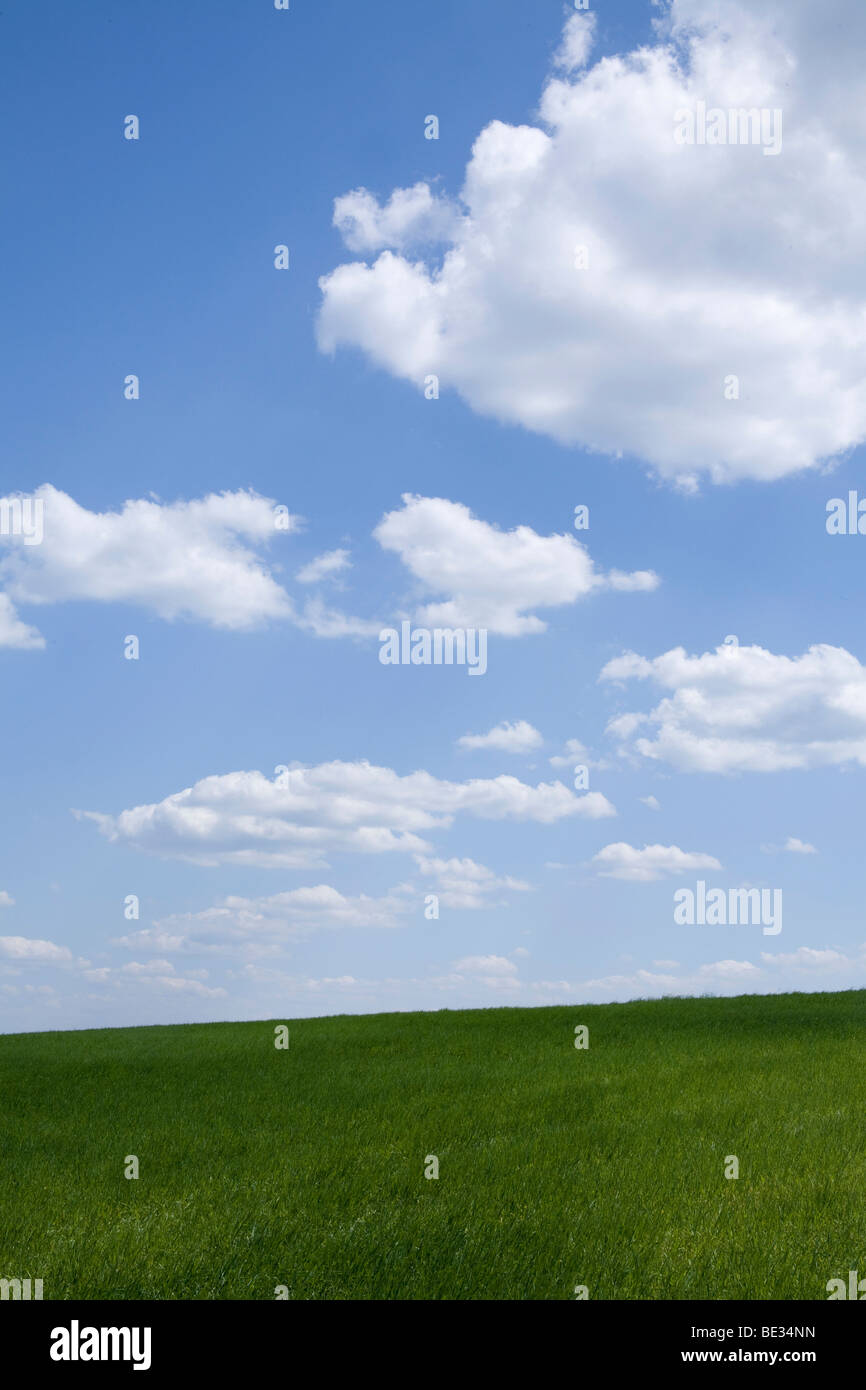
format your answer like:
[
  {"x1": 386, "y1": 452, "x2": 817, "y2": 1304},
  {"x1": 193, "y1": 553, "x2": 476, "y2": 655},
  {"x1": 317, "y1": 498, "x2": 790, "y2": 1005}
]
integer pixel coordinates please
[{"x1": 1, "y1": 989, "x2": 864, "y2": 1300}]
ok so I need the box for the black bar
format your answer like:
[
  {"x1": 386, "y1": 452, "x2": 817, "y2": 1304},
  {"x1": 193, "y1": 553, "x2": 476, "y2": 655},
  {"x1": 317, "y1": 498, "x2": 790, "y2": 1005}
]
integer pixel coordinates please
[{"x1": 4, "y1": 1299, "x2": 856, "y2": 1374}]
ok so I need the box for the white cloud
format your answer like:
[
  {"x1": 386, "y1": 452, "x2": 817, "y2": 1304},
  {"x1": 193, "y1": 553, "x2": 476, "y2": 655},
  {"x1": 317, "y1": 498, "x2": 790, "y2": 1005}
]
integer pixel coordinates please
[
  {"x1": 374, "y1": 494, "x2": 657, "y2": 635},
  {"x1": 639, "y1": 795, "x2": 662, "y2": 811},
  {"x1": 0, "y1": 593, "x2": 44, "y2": 650},
  {"x1": 305, "y1": 975, "x2": 360, "y2": 990},
  {"x1": 602, "y1": 642, "x2": 866, "y2": 772},
  {"x1": 762, "y1": 836, "x2": 818, "y2": 854},
  {"x1": 0, "y1": 891, "x2": 14, "y2": 907},
  {"x1": 414, "y1": 855, "x2": 530, "y2": 909},
  {"x1": 554, "y1": 12, "x2": 597, "y2": 72},
  {"x1": 82, "y1": 958, "x2": 227, "y2": 996},
  {"x1": 318, "y1": 2, "x2": 866, "y2": 485},
  {"x1": 451, "y1": 954, "x2": 521, "y2": 991},
  {"x1": 0, "y1": 485, "x2": 301, "y2": 644},
  {"x1": 453, "y1": 954, "x2": 519, "y2": 976},
  {"x1": 761, "y1": 946, "x2": 852, "y2": 968},
  {"x1": 580, "y1": 941, "x2": 866, "y2": 1002},
  {"x1": 457, "y1": 720, "x2": 543, "y2": 753},
  {"x1": 116, "y1": 885, "x2": 410, "y2": 954},
  {"x1": 294, "y1": 596, "x2": 382, "y2": 638},
  {"x1": 0, "y1": 936, "x2": 73, "y2": 962},
  {"x1": 696, "y1": 959, "x2": 760, "y2": 980},
  {"x1": 549, "y1": 738, "x2": 588, "y2": 769},
  {"x1": 592, "y1": 842, "x2": 722, "y2": 882},
  {"x1": 121, "y1": 959, "x2": 177, "y2": 976},
  {"x1": 136, "y1": 975, "x2": 226, "y2": 998},
  {"x1": 583, "y1": 959, "x2": 761, "y2": 998},
  {"x1": 333, "y1": 182, "x2": 463, "y2": 253},
  {"x1": 81, "y1": 759, "x2": 615, "y2": 870},
  {"x1": 109, "y1": 929, "x2": 186, "y2": 955},
  {"x1": 295, "y1": 549, "x2": 351, "y2": 585}
]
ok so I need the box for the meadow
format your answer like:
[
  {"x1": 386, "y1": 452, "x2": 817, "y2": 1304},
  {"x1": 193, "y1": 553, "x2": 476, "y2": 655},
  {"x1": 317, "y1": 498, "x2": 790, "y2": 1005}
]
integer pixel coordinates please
[{"x1": 1, "y1": 989, "x2": 864, "y2": 1299}]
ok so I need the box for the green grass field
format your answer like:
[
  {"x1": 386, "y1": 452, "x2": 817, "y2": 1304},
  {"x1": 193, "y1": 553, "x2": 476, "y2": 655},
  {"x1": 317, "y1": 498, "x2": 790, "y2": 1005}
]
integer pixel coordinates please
[{"x1": 1, "y1": 989, "x2": 864, "y2": 1300}]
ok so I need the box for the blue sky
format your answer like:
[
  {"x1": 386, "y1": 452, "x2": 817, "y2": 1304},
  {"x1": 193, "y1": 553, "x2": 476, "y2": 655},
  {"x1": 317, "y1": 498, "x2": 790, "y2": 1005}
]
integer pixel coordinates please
[{"x1": 2, "y1": 0, "x2": 865, "y2": 1032}]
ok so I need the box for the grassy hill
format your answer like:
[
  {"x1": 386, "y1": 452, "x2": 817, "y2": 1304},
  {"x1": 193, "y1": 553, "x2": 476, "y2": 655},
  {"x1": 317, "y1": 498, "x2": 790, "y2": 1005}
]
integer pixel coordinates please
[{"x1": 1, "y1": 990, "x2": 864, "y2": 1300}]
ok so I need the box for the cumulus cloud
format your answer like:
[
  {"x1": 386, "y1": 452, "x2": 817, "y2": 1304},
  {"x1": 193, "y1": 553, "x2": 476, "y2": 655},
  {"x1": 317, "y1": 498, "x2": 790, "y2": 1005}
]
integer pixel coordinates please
[
  {"x1": 592, "y1": 842, "x2": 722, "y2": 881},
  {"x1": 121, "y1": 959, "x2": 179, "y2": 976},
  {"x1": 0, "y1": 891, "x2": 14, "y2": 908},
  {"x1": 0, "y1": 936, "x2": 73, "y2": 961},
  {"x1": 333, "y1": 182, "x2": 463, "y2": 253},
  {"x1": 762, "y1": 946, "x2": 852, "y2": 968},
  {"x1": 549, "y1": 738, "x2": 589, "y2": 769},
  {"x1": 116, "y1": 885, "x2": 410, "y2": 954},
  {"x1": 583, "y1": 958, "x2": 761, "y2": 997},
  {"x1": 236, "y1": 959, "x2": 537, "y2": 1004},
  {"x1": 80, "y1": 957, "x2": 226, "y2": 996},
  {"x1": 295, "y1": 549, "x2": 351, "y2": 585},
  {"x1": 457, "y1": 720, "x2": 543, "y2": 753},
  {"x1": 108, "y1": 928, "x2": 188, "y2": 955},
  {"x1": 554, "y1": 11, "x2": 597, "y2": 72},
  {"x1": 139, "y1": 976, "x2": 227, "y2": 997},
  {"x1": 80, "y1": 759, "x2": 615, "y2": 870},
  {"x1": 783, "y1": 837, "x2": 817, "y2": 854},
  {"x1": 0, "y1": 485, "x2": 398, "y2": 648},
  {"x1": 0, "y1": 485, "x2": 302, "y2": 643},
  {"x1": 318, "y1": 1, "x2": 866, "y2": 485},
  {"x1": 602, "y1": 642, "x2": 866, "y2": 772},
  {"x1": 451, "y1": 954, "x2": 521, "y2": 991},
  {"x1": 0, "y1": 592, "x2": 44, "y2": 650},
  {"x1": 763, "y1": 836, "x2": 818, "y2": 854},
  {"x1": 414, "y1": 855, "x2": 530, "y2": 909},
  {"x1": 293, "y1": 596, "x2": 382, "y2": 638},
  {"x1": 583, "y1": 942, "x2": 866, "y2": 1002},
  {"x1": 374, "y1": 495, "x2": 657, "y2": 635}
]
